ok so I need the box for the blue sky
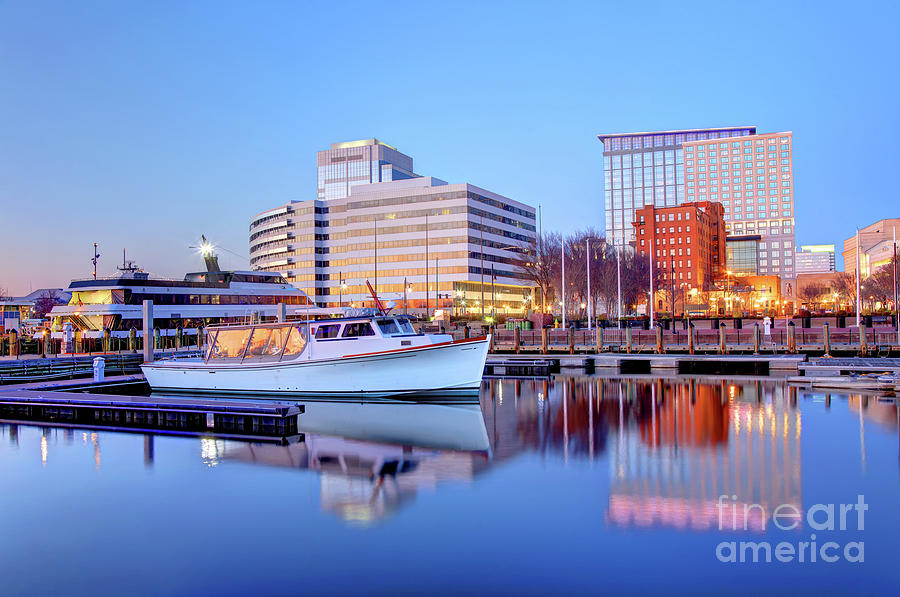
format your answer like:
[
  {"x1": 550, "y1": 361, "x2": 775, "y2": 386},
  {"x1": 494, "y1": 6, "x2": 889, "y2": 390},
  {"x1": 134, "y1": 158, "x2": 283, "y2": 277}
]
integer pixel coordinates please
[{"x1": 1, "y1": 0, "x2": 898, "y2": 294}]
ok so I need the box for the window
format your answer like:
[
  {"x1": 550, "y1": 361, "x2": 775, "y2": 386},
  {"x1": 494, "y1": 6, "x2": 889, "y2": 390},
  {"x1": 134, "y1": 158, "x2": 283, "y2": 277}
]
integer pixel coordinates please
[
  {"x1": 377, "y1": 320, "x2": 401, "y2": 335},
  {"x1": 315, "y1": 324, "x2": 341, "y2": 339},
  {"x1": 342, "y1": 322, "x2": 376, "y2": 337}
]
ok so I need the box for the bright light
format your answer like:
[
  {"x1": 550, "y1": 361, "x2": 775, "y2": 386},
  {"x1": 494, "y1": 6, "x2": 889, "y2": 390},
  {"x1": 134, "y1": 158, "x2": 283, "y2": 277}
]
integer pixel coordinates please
[{"x1": 198, "y1": 241, "x2": 215, "y2": 257}]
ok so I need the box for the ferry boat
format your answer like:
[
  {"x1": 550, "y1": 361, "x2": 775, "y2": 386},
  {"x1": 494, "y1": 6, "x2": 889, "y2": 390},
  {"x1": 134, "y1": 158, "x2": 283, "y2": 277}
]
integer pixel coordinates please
[
  {"x1": 48, "y1": 246, "x2": 320, "y2": 340},
  {"x1": 141, "y1": 312, "x2": 490, "y2": 399}
]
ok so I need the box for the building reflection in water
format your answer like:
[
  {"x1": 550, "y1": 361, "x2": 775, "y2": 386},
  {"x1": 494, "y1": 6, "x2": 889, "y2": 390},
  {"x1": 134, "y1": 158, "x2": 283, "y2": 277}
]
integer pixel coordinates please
[{"x1": 2, "y1": 378, "x2": 897, "y2": 529}]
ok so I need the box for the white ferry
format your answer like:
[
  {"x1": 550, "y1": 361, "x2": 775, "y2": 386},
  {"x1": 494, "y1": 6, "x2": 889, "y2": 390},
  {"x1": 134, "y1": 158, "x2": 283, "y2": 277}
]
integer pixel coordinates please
[
  {"x1": 141, "y1": 313, "x2": 490, "y2": 399},
  {"x1": 48, "y1": 252, "x2": 319, "y2": 340}
]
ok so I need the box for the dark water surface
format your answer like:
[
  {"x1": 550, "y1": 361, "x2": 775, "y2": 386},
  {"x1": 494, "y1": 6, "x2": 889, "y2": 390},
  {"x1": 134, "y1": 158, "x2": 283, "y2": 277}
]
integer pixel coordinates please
[{"x1": 1, "y1": 376, "x2": 898, "y2": 596}]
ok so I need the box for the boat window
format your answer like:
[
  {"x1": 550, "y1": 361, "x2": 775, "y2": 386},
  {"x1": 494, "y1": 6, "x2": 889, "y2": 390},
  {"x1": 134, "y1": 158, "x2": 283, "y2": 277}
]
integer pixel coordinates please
[
  {"x1": 244, "y1": 328, "x2": 273, "y2": 358},
  {"x1": 342, "y1": 321, "x2": 375, "y2": 337},
  {"x1": 209, "y1": 328, "x2": 251, "y2": 359},
  {"x1": 314, "y1": 324, "x2": 341, "y2": 339},
  {"x1": 266, "y1": 326, "x2": 291, "y2": 357},
  {"x1": 281, "y1": 325, "x2": 308, "y2": 357},
  {"x1": 395, "y1": 318, "x2": 416, "y2": 334},
  {"x1": 204, "y1": 330, "x2": 218, "y2": 360},
  {"x1": 376, "y1": 319, "x2": 400, "y2": 335}
]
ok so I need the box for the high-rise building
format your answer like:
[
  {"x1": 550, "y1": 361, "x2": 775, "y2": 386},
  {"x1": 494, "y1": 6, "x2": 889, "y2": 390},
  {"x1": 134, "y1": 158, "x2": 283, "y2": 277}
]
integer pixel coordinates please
[
  {"x1": 251, "y1": 176, "x2": 537, "y2": 312},
  {"x1": 795, "y1": 244, "x2": 835, "y2": 274},
  {"x1": 633, "y1": 201, "x2": 726, "y2": 290},
  {"x1": 841, "y1": 218, "x2": 900, "y2": 277},
  {"x1": 597, "y1": 127, "x2": 756, "y2": 247},
  {"x1": 317, "y1": 139, "x2": 418, "y2": 200},
  {"x1": 682, "y1": 132, "x2": 795, "y2": 281}
]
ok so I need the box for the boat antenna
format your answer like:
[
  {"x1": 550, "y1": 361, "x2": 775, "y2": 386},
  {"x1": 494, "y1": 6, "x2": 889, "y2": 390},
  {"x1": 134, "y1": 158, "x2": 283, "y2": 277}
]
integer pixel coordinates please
[
  {"x1": 366, "y1": 280, "x2": 389, "y2": 315},
  {"x1": 92, "y1": 242, "x2": 100, "y2": 279}
]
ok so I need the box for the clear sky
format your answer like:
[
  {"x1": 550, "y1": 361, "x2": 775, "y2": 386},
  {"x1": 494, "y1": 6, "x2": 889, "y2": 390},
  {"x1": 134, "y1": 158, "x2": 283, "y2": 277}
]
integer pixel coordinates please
[{"x1": 1, "y1": 0, "x2": 898, "y2": 295}]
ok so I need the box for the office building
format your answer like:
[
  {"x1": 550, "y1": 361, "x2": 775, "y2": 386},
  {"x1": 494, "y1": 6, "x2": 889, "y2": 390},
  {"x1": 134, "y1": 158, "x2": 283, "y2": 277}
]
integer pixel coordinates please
[
  {"x1": 632, "y1": 201, "x2": 726, "y2": 289},
  {"x1": 598, "y1": 127, "x2": 756, "y2": 247},
  {"x1": 795, "y1": 244, "x2": 835, "y2": 274},
  {"x1": 317, "y1": 139, "x2": 418, "y2": 200},
  {"x1": 682, "y1": 131, "x2": 795, "y2": 281},
  {"x1": 725, "y1": 235, "x2": 761, "y2": 276},
  {"x1": 841, "y1": 218, "x2": 900, "y2": 277},
  {"x1": 250, "y1": 176, "x2": 537, "y2": 314}
]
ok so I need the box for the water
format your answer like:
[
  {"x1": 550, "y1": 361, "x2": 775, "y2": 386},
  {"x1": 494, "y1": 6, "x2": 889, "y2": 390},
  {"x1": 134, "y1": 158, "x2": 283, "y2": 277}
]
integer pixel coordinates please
[{"x1": 1, "y1": 376, "x2": 898, "y2": 596}]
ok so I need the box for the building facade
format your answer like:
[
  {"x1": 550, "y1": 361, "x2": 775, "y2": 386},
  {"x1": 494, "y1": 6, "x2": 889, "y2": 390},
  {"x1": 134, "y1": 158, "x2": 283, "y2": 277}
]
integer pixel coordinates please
[
  {"x1": 681, "y1": 131, "x2": 795, "y2": 281},
  {"x1": 250, "y1": 176, "x2": 537, "y2": 314},
  {"x1": 725, "y1": 235, "x2": 761, "y2": 276},
  {"x1": 598, "y1": 127, "x2": 756, "y2": 247},
  {"x1": 317, "y1": 139, "x2": 418, "y2": 201},
  {"x1": 632, "y1": 201, "x2": 726, "y2": 289},
  {"x1": 795, "y1": 244, "x2": 835, "y2": 274},
  {"x1": 841, "y1": 218, "x2": 900, "y2": 277}
]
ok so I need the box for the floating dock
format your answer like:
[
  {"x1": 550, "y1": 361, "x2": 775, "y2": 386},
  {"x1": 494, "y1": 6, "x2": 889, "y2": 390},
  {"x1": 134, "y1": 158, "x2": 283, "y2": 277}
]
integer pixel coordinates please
[
  {"x1": 486, "y1": 353, "x2": 806, "y2": 376},
  {"x1": 0, "y1": 389, "x2": 302, "y2": 442}
]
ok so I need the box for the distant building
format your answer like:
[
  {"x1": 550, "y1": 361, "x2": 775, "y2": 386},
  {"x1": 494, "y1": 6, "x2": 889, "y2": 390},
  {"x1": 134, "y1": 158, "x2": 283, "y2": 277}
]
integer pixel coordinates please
[
  {"x1": 317, "y1": 139, "x2": 418, "y2": 201},
  {"x1": 598, "y1": 127, "x2": 756, "y2": 246},
  {"x1": 726, "y1": 235, "x2": 761, "y2": 276},
  {"x1": 251, "y1": 175, "x2": 537, "y2": 313},
  {"x1": 682, "y1": 132, "x2": 795, "y2": 281},
  {"x1": 795, "y1": 244, "x2": 835, "y2": 274},
  {"x1": 632, "y1": 201, "x2": 726, "y2": 290},
  {"x1": 842, "y1": 218, "x2": 900, "y2": 277}
]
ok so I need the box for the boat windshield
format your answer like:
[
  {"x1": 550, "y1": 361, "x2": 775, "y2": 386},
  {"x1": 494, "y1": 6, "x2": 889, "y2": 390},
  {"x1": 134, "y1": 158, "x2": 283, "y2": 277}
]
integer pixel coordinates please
[
  {"x1": 394, "y1": 317, "x2": 416, "y2": 334},
  {"x1": 205, "y1": 324, "x2": 308, "y2": 362}
]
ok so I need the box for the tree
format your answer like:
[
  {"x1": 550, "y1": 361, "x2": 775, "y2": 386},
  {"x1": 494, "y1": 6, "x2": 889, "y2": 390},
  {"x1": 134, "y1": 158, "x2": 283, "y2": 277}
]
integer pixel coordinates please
[
  {"x1": 832, "y1": 272, "x2": 857, "y2": 309},
  {"x1": 798, "y1": 282, "x2": 829, "y2": 310},
  {"x1": 515, "y1": 231, "x2": 561, "y2": 313},
  {"x1": 34, "y1": 289, "x2": 61, "y2": 318},
  {"x1": 861, "y1": 256, "x2": 898, "y2": 311}
]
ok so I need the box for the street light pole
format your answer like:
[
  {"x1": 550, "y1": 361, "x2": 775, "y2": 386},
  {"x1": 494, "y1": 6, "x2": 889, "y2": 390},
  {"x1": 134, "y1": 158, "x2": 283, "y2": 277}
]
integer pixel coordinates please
[
  {"x1": 616, "y1": 239, "x2": 622, "y2": 328},
  {"x1": 480, "y1": 216, "x2": 485, "y2": 320},
  {"x1": 856, "y1": 227, "x2": 861, "y2": 328},
  {"x1": 649, "y1": 235, "x2": 654, "y2": 328},
  {"x1": 586, "y1": 238, "x2": 591, "y2": 331},
  {"x1": 561, "y1": 237, "x2": 566, "y2": 328}
]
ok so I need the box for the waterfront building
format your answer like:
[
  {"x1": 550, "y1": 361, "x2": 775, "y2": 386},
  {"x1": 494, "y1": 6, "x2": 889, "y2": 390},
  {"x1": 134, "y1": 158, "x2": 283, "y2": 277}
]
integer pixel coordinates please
[
  {"x1": 0, "y1": 299, "x2": 34, "y2": 333},
  {"x1": 841, "y1": 218, "x2": 900, "y2": 277},
  {"x1": 725, "y1": 235, "x2": 761, "y2": 276},
  {"x1": 250, "y1": 176, "x2": 537, "y2": 314},
  {"x1": 317, "y1": 139, "x2": 418, "y2": 201},
  {"x1": 682, "y1": 132, "x2": 796, "y2": 281},
  {"x1": 632, "y1": 201, "x2": 726, "y2": 290},
  {"x1": 795, "y1": 244, "x2": 835, "y2": 274},
  {"x1": 597, "y1": 127, "x2": 756, "y2": 247}
]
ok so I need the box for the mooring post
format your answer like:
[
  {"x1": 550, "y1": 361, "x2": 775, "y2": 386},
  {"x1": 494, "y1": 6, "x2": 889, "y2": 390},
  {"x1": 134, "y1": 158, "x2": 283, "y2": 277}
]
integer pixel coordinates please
[
  {"x1": 102, "y1": 327, "x2": 111, "y2": 353},
  {"x1": 625, "y1": 326, "x2": 632, "y2": 354},
  {"x1": 787, "y1": 321, "x2": 796, "y2": 354},
  {"x1": 142, "y1": 300, "x2": 154, "y2": 363},
  {"x1": 541, "y1": 327, "x2": 548, "y2": 353},
  {"x1": 489, "y1": 326, "x2": 495, "y2": 353},
  {"x1": 688, "y1": 323, "x2": 695, "y2": 355},
  {"x1": 197, "y1": 325, "x2": 204, "y2": 351},
  {"x1": 568, "y1": 327, "x2": 575, "y2": 355},
  {"x1": 129, "y1": 328, "x2": 137, "y2": 353},
  {"x1": 597, "y1": 326, "x2": 604, "y2": 353},
  {"x1": 277, "y1": 303, "x2": 286, "y2": 323},
  {"x1": 719, "y1": 323, "x2": 726, "y2": 355},
  {"x1": 75, "y1": 329, "x2": 82, "y2": 354},
  {"x1": 753, "y1": 323, "x2": 760, "y2": 355},
  {"x1": 514, "y1": 326, "x2": 520, "y2": 354},
  {"x1": 42, "y1": 330, "x2": 50, "y2": 357},
  {"x1": 9, "y1": 330, "x2": 17, "y2": 357},
  {"x1": 176, "y1": 326, "x2": 183, "y2": 350},
  {"x1": 823, "y1": 322, "x2": 831, "y2": 356},
  {"x1": 859, "y1": 324, "x2": 867, "y2": 356},
  {"x1": 154, "y1": 328, "x2": 161, "y2": 352},
  {"x1": 656, "y1": 324, "x2": 663, "y2": 354}
]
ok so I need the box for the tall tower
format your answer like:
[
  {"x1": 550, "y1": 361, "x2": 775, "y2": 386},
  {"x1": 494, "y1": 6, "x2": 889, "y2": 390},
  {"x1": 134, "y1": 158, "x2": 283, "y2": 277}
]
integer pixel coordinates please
[{"x1": 317, "y1": 139, "x2": 418, "y2": 200}]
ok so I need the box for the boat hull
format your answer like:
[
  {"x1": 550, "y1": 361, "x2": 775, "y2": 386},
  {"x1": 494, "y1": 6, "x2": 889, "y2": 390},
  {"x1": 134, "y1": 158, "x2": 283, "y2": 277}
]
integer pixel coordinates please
[{"x1": 141, "y1": 337, "x2": 489, "y2": 400}]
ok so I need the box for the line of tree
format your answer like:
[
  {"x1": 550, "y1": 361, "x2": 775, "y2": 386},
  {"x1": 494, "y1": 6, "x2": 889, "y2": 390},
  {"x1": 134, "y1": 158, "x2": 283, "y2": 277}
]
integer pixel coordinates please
[{"x1": 515, "y1": 229, "x2": 660, "y2": 319}]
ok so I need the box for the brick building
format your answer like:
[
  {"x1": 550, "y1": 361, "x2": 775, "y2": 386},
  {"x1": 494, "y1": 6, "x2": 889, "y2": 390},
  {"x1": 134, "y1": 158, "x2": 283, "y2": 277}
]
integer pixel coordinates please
[{"x1": 633, "y1": 201, "x2": 726, "y2": 290}]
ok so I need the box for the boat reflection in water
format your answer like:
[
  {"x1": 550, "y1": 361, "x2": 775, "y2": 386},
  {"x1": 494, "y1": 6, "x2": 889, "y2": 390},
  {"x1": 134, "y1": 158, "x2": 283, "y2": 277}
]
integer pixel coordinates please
[{"x1": 209, "y1": 398, "x2": 491, "y2": 524}]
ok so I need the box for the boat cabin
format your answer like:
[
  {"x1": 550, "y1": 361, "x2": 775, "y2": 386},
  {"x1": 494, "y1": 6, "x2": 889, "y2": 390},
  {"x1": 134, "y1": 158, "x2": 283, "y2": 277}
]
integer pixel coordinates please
[{"x1": 204, "y1": 315, "x2": 426, "y2": 363}]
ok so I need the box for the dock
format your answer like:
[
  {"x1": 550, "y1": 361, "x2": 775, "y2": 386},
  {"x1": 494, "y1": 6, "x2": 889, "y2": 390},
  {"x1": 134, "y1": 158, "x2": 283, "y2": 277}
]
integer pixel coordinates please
[
  {"x1": 486, "y1": 353, "x2": 806, "y2": 376},
  {"x1": 0, "y1": 389, "x2": 302, "y2": 442}
]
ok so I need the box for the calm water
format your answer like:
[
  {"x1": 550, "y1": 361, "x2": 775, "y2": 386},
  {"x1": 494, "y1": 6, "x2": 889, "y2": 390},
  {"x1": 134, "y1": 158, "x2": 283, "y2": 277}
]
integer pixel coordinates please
[{"x1": 1, "y1": 376, "x2": 898, "y2": 596}]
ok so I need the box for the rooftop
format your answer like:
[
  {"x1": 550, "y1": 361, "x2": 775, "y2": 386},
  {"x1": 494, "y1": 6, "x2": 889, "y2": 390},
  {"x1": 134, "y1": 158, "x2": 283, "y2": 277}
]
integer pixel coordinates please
[
  {"x1": 597, "y1": 126, "x2": 756, "y2": 143},
  {"x1": 329, "y1": 138, "x2": 398, "y2": 151}
]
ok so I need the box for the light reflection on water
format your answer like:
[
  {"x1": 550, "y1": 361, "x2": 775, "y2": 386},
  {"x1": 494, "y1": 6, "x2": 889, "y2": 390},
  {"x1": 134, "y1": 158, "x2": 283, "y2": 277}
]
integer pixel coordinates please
[{"x1": 0, "y1": 376, "x2": 898, "y2": 595}]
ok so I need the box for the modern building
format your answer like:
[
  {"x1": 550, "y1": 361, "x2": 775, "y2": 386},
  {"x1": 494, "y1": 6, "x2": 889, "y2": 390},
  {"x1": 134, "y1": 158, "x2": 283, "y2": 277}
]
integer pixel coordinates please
[
  {"x1": 841, "y1": 218, "x2": 900, "y2": 278},
  {"x1": 597, "y1": 127, "x2": 756, "y2": 247},
  {"x1": 317, "y1": 139, "x2": 418, "y2": 201},
  {"x1": 632, "y1": 201, "x2": 726, "y2": 289},
  {"x1": 250, "y1": 175, "x2": 538, "y2": 315},
  {"x1": 725, "y1": 235, "x2": 761, "y2": 276},
  {"x1": 795, "y1": 244, "x2": 835, "y2": 274},
  {"x1": 682, "y1": 131, "x2": 795, "y2": 281}
]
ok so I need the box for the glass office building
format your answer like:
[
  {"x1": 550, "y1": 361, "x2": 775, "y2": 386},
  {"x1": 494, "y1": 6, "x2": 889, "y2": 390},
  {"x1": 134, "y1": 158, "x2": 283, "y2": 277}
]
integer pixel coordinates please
[
  {"x1": 726, "y1": 235, "x2": 761, "y2": 275},
  {"x1": 317, "y1": 139, "x2": 418, "y2": 200},
  {"x1": 598, "y1": 127, "x2": 756, "y2": 246}
]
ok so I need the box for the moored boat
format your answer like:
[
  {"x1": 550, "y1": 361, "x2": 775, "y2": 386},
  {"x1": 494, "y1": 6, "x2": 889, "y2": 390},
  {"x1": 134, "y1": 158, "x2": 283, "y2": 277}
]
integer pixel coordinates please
[{"x1": 141, "y1": 312, "x2": 489, "y2": 399}]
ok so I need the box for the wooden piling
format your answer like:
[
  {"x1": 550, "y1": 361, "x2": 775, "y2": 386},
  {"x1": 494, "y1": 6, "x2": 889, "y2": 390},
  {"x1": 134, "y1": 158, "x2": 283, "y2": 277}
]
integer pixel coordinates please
[
  {"x1": 129, "y1": 328, "x2": 137, "y2": 353},
  {"x1": 787, "y1": 322, "x2": 796, "y2": 354},
  {"x1": 625, "y1": 326, "x2": 632, "y2": 354},
  {"x1": 102, "y1": 328, "x2": 111, "y2": 353},
  {"x1": 859, "y1": 325, "x2": 867, "y2": 356},
  {"x1": 823, "y1": 322, "x2": 831, "y2": 356},
  {"x1": 688, "y1": 325, "x2": 695, "y2": 355},
  {"x1": 719, "y1": 323, "x2": 726, "y2": 355},
  {"x1": 513, "y1": 326, "x2": 520, "y2": 354},
  {"x1": 541, "y1": 328, "x2": 548, "y2": 354},
  {"x1": 656, "y1": 325, "x2": 663, "y2": 354},
  {"x1": 753, "y1": 323, "x2": 760, "y2": 355},
  {"x1": 568, "y1": 327, "x2": 574, "y2": 355}
]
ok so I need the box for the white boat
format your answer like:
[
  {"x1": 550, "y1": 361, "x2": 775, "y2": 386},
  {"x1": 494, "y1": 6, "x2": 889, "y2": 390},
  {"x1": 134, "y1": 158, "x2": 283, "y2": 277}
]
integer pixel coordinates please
[{"x1": 141, "y1": 313, "x2": 490, "y2": 399}]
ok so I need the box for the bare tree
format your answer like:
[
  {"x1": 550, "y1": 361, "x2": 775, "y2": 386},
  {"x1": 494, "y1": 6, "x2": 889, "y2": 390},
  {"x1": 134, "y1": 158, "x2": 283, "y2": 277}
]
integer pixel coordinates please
[
  {"x1": 798, "y1": 283, "x2": 828, "y2": 311},
  {"x1": 34, "y1": 289, "x2": 61, "y2": 318},
  {"x1": 832, "y1": 272, "x2": 857, "y2": 308},
  {"x1": 515, "y1": 231, "x2": 561, "y2": 312}
]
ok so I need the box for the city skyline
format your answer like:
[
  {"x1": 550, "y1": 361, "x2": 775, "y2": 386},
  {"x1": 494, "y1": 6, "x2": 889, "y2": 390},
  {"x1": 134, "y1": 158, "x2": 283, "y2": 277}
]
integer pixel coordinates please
[{"x1": 2, "y1": 1, "x2": 899, "y2": 294}]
